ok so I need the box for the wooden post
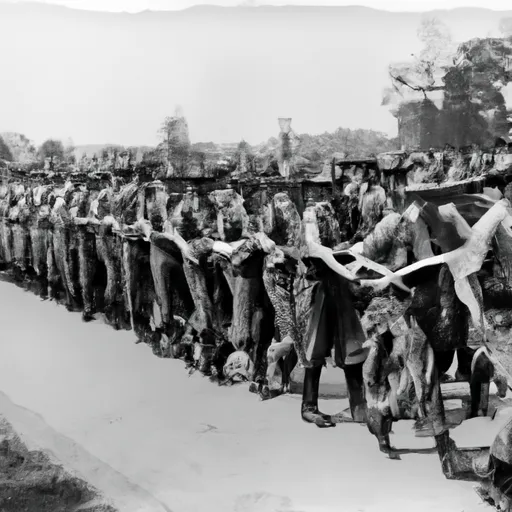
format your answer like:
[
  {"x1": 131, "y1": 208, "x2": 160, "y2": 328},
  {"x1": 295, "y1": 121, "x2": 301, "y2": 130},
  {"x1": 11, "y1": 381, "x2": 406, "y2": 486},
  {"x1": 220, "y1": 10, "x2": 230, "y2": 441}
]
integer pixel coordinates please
[{"x1": 331, "y1": 157, "x2": 337, "y2": 196}]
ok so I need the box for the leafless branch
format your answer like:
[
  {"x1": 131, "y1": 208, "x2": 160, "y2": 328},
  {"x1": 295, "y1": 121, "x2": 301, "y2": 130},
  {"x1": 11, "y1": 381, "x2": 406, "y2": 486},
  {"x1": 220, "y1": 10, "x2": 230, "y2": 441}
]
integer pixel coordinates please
[{"x1": 389, "y1": 73, "x2": 444, "y2": 100}]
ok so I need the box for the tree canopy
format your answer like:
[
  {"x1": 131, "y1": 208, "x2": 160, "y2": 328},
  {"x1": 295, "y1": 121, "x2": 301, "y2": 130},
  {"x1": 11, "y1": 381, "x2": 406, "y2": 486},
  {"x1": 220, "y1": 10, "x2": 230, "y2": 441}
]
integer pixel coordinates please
[
  {"x1": 290, "y1": 128, "x2": 399, "y2": 161},
  {"x1": 0, "y1": 135, "x2": 13, "y2": 162},
  {"x1": 0, "y1": 132, "x2": 37, "y2": 163},
  {"x1": 38, "y1": 139, "x2": 65, "y2": 170}
]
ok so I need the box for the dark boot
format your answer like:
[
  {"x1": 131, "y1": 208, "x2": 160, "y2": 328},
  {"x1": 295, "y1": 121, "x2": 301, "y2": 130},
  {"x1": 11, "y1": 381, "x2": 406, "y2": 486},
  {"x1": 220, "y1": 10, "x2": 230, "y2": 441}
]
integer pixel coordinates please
[
  {"x1": 301, "y1": 365, "x2": 335, "y2": 428},
  {"x1": 260, "y1": 385, "x2": 283, "y2": 401},
  {"x1": 469, "y1": 348, "x2": 494, "y2": 418},
  {"x1": 249, "y1": 381, "x2": 262, "y2": 395},
  {"x1": 456, "y1": 347, "x2": 474, "y2": 382},
  {"x1": 434, "y1": 349, "x2": 455, "y2": 380},
  {"x1": 344, "y1": 363, "x2": 367, "y2": 422},
  {"x1": 282, "y1": 348, "x2": 298, "y2": 393},
  {"x1": 435, "y1": 431, "x2": 457, "y2": 479},
  {"x1": 82, "y1": 308, "x2": 95, "y2": 322}
]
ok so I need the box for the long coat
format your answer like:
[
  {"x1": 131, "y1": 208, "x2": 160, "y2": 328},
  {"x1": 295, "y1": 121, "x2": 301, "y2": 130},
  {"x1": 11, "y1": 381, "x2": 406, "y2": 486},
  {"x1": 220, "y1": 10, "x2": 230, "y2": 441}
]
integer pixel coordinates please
[{"x1": 263, "y1": 253, "x2": 368, "y2": 369}]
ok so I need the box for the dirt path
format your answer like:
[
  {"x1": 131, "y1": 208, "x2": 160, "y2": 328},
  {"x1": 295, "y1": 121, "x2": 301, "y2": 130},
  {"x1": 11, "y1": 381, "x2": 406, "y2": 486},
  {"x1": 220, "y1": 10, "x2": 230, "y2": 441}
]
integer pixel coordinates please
[{"x1": 0, "y1": 280, "x2": 488, "y2": 512}]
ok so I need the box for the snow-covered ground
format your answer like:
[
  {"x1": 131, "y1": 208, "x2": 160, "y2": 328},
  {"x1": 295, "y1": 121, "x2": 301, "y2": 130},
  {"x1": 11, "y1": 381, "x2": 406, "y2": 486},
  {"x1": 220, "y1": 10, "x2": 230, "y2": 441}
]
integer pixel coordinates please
[{"x1": 0, "y1": 281, "x2": 488, "y2": 512}]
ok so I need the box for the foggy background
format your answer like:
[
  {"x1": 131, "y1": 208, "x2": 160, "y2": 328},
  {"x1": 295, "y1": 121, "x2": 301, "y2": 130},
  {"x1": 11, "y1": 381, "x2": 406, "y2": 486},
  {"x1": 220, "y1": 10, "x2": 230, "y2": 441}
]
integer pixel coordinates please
[{"x1": 2, "y1": 0, "x2": 512, "y2": 148}]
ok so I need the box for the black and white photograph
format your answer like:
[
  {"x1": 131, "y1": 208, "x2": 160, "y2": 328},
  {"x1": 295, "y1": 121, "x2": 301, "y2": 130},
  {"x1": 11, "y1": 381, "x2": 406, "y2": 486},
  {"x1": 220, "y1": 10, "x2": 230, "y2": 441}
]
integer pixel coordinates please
[{"x1": 1, "y1": 0, "x2": 512, "y2": 510}]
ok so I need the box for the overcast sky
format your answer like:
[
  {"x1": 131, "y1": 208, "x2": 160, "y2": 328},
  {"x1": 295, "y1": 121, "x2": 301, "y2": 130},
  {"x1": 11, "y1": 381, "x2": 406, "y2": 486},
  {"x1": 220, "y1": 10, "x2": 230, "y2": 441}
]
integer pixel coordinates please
[{"x1": 1, "y1": 0, "x2": 512, "y2": 147}]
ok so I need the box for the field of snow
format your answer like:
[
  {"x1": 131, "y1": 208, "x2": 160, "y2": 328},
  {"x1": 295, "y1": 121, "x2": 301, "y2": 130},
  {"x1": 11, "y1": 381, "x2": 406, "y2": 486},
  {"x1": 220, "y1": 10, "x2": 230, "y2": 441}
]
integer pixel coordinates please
[{"x1": 0, "y1": 280, "x2": 489, "y2": 512}]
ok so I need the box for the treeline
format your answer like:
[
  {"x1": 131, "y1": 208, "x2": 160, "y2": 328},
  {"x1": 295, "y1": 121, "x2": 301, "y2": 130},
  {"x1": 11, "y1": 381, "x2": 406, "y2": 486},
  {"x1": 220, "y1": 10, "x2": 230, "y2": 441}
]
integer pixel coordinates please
[
  {"x1": 0, "y1": 132, "x2": 76, "y2": 171},
  {"x1": 0, "y1": 110, "x2": 399, "y2": 177},
  {"x1": 288, "y1": 127, "x2": 399, "y2": 161}
]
